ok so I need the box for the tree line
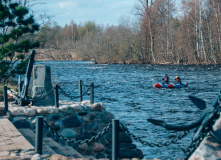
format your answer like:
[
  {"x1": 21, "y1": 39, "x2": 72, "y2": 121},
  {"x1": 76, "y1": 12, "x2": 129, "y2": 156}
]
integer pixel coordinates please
[{"x1": 35, "y1": 0, "x2": 221, "y2": 64}]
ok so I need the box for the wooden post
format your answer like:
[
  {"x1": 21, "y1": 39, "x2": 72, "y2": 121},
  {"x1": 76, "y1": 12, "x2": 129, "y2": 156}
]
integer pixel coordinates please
[
  {"x1": 54, "y1": 85, "x2": 59, "y2": 108},
  {"x1": 35, "y1": 116, "x2": 43, "y2": 155},
  {"x1": 112, "y1": 119, "x2": 119, "y2": 160},
  {"x1": 4, "y1": 86, "x2": 8, "y2": 112},
  {"x1": 79, "y1": 80, "x2": 82, "y2": 102},
  {"x1": 90, "y1": 82, "x2": 94, "y2": 104}
]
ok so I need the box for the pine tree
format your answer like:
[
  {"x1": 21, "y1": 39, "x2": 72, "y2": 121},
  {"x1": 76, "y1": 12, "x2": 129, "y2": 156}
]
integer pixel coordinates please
[{"x1": 0, "y1": 0, "x2": 39, "y2": 83}]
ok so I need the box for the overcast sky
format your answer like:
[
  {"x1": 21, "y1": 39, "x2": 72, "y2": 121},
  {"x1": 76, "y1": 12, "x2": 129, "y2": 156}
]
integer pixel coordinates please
[{"x1": 32, "y1": 0, "x2": 137, "y2": 26}]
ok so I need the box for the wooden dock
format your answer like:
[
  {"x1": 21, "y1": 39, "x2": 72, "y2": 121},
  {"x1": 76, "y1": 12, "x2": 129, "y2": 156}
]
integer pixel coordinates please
[
  {"x1": 0, "y1": 119, "x2": 34, "y2": 151},
  {"x1": 0, "y1": 118, "x2": 90, "y2": 159}
]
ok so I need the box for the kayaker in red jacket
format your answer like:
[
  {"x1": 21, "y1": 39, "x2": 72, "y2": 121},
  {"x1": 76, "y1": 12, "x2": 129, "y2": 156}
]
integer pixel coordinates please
[{"x1": 162, "y1": 74, "x2": 169, "y2": 84}]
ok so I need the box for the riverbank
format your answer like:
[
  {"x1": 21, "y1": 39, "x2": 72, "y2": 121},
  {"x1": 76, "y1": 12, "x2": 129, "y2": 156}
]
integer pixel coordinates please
[{"x1": 33, "y1": 49, "x2": 221, "y2": 65}]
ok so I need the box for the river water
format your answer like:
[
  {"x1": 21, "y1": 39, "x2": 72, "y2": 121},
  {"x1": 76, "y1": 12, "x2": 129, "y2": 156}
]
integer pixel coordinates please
[{"x1": 36, "y1": 61, "x2": 221, "y2": 159}]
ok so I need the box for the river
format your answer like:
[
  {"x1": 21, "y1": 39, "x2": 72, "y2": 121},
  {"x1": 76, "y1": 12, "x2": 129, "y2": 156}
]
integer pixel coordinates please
[{"x1": 36, "y1": 61, "x2": 221, "y2": 159}]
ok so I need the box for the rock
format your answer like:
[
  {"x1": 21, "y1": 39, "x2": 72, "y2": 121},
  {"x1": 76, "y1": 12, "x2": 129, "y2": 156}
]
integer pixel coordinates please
[
  {"x1": 91, "y1": 121, "x2": 98, "y2": 130},
  {"x1": 60, "y1": 128, "x2": 77, "y2": 138},
  {"x1": 78, "y1": 127, "x2": 84, "y2": 134},
  {"x1": 0, "y1": 107, "x2": 6, "y2": 116},
  {"x1": 62, "y1": 115, "x2": 82, "y2": 128},
  {"x1": 36, "y1": 108, "x2": 47, "y2": 114},
  {"x1": 10, "y1": 152, "x2": 18, "y2": 157},
  {"x1": 82, "y1": 116, "x2": 90, "y2": 122},
  {"x1": 101, "y1": 112, "x2": 115, "y2": 123},
  {"x1": 59, "y1": 105, "x2": 71, "y2": 112},
  {"x1": 50, "y1": 154, "x2": 71, "y2": 160},
  {"x1": 78, "y1": 111, "x2": 88, "y2": 116},
  {"x1": 78, "y1": 143, "x2": 88, "y2": 151},
  {"x1": 48, "y1": 114, "x2": 60, "y2": 121},
  {"x1": 70, "y1": 104, "x2": 83, "y2": 112},
  {"x1": 89, "y1": 112, "x2": 101, "y2": 119},
  {"x1": 10, "y1": 107, "x2": 26, "y2": 116},
  {"x1": 13, "y1": 116, "x2": 26, "y2": 121},
  {"x1": 32, "y1": 65, "x2": 54, "y2": 106},
  {"x1": 25, "y1": 108, "x2": 37, "y2": 116},
  {"x1": 95, "y1": 153, "x2": 106, "y2": 159},
  {"x1": 41, "y1": 154, "x2": 50, "y2": 159},
  {"x1": 93, "y1": 143, "x2": 105, "y2": 152},
  {"x1": 81, "y1": 100, "x2": 90, "y2": 106},
  {"x1": 84, "y1": 123, "x2": 91, "y2": 130},
  {"x1": 83, "y1": 131, "x2": 91, "y2": 138},
  {"x1": 31, "y1": 154, "x2": 42, "y2": 160},
  {"x1": 47, "y1": 107, "x2": 59, "y2": 114},
  {"x1": 90, "y1": 103, "x2": 104, "y2": 112},
  {"x1": 13, "y1": 119, "x2": 31, "y2": 129}
]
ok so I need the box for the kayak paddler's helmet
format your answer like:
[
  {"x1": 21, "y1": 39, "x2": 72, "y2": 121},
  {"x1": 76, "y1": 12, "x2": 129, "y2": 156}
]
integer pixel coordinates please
[
  {"x1": 175, "y1": 76, "x2": 179, "y2": 79},
  {"x1": 165, "y1": 74, "x2": 168, "y2": 77}
]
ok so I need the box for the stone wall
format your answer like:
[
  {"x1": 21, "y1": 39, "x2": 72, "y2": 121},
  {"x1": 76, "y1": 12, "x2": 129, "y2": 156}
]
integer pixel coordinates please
[{"x1": 6, "y1": 100, "x2": 143, "y2": 159}]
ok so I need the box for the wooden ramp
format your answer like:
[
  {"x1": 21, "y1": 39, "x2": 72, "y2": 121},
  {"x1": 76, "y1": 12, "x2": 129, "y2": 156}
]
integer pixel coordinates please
[
  {"x1": 0, "y1": 119, "x2": 34, "y2": 151},
  {"x1": 18, "y1": 128, "x2": 84, "y2": 158}
]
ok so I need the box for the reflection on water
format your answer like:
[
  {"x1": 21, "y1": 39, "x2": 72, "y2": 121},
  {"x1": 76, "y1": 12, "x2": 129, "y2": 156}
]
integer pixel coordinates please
[{"x1": 36, "y1": 61, "x2": 221, "y2": 159}]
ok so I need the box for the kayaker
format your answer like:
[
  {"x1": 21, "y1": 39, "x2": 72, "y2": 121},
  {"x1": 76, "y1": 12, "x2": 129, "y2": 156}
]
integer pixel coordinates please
[
  {"x1": 175, "y1": 76, "x2": 182, "y2": 85},
  {"x1": 162, "y1": 74, "x2": 169, "y2": 84}
]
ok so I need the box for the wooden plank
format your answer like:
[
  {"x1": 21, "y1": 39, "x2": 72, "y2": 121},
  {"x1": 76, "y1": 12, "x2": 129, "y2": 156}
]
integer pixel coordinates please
[
  {"x1": 45, "y1": 138, "x2": 84, "y2": 158},
  {"x1": 0, "y1": 119, "x2": 34, "y2": 151},
  {"x1": 19, "y1": 129, "x2": 84, "y2": 158},
  {"x1": 18, "y1": 129, "x2": 56, "y2": 155}
]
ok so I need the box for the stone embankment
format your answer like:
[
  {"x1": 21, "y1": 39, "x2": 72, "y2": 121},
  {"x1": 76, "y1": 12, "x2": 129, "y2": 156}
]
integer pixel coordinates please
[{"x1": 0, "y1": 99, "x2": 144, "y2": 160}]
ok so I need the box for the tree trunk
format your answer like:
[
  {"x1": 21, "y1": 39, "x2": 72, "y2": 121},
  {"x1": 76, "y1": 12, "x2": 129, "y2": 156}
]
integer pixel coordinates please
[
  {"x1": 147, "y1": 0, "x2": 155, "y2": 62},
  {"x1": 199, "y1": 0, "x2": 206, "y2": 60}
]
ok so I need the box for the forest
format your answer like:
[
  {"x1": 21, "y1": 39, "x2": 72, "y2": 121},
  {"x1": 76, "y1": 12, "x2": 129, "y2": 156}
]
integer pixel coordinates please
[
  {"x1": 35, "y1": 0, "x2": 221, "y2": 64},
  {"x1": 1, "y1": 0, "x2": 221, "y2": 65}
]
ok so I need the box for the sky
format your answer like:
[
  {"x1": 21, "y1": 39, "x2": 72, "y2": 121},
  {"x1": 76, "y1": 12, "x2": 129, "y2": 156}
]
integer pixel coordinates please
[{"x1": 31, "y1": 0, "x2": 138, "y2": 27}]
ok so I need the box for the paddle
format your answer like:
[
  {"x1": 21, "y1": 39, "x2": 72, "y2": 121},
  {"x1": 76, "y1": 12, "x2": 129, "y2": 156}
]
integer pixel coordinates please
[{"x1": 189, "y1": 95, "x2": 206, "y2": 110}]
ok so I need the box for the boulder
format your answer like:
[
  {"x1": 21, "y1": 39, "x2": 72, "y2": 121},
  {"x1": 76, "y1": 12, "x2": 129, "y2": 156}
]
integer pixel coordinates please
[
  {"x1": 70, "y1": 104, "x2": 83, "y2": 112},
  {"x1": 93, "y1": 143, "x2": 105, "y2": 152},
  {"x1": 81, "y1": 100, "x2": 90, "y2": 106},
  {"x1": 31, "y1": 154, "x2": 42, "y2": 160},
  {"x1": 36, "y1": 108, "x2": 47, "y2": 114},
  {"x1": 59, "y1": 105, "x2": 71, "y2": 112},
  {"x1": 50, "y1": 154, "x2": 71, "y2": 160},
  {"x1": 0, "y1": 107, "x2": 6, "y2": 116},
  {"x1": 13, "y1": 119, "x2": 31, "y2": 129},
  {"x1": 60, "y1": 128, "x2": 77, "y2": 138},
  {"x1": 25, "y1": 108, "x2": 37, "y2": 116},
  {"x1": 48, "y1": 114, "x2": 60, "y2": 121},
  {"x1": 101, "y1": 112, "x2": 115, "y2": 123},
  {"x1": 61, "y1": 115, "x2": 82, "y2": 128},
  {"x1": 10, "y1": 107, "x2": 26, "y2": 116},
  {"x1": 78, "y1": 143, "x2": 88, "y2": 151},
  {"x1": 95, "y1": 153, "x2": 106, "y2": 159},
  {"x1": 90, "y1": 103, "x2": 104, "y2": 112},
  {"x1": 46, "y1": 107, "x2": 59, "y2": 114}
]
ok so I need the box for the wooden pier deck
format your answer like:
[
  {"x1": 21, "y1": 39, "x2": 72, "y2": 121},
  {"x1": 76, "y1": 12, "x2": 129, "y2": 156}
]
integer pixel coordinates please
[
  {"x1": 0, "y1": 118, "x2": 88, "y2": 159},
  {"x1": 0, "y1": 119, "x2": 34, "y2": 151}
]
